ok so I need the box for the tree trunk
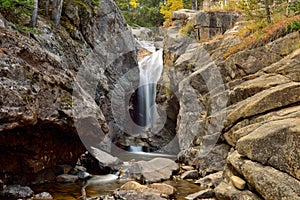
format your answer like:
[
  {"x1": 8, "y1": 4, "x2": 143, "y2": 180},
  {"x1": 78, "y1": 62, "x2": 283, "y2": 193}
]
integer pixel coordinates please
[
  {"x1": 29, "y1": 0, "x2": 38, "y2": 27},
  {"x1": 46, "y1": 0, "x2": 49, "y2": 15},
  {"x1": 52, "y1": 0, "x2": 63, "y2": 28},
  {"x1": 192, "y1": 0, "x2": 199, "y2": 9},
  {"x1": 265, "y1": 0, "x2": 271, "y2": 23}
]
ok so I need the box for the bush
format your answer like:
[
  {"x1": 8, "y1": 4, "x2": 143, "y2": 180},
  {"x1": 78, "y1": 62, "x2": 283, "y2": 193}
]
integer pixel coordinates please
[
  {"x1": 0, "y1": 0, "x2": 33, "y2": 16},
  {"x1": 286, "y1": 20, "x2": 300, "y2": 31},
  {"x1": 180, "y1": 22, "x2": 194, "y2": 36},
  {"x1": 286, "y1": 1, "x2": 300, "y2": 31}
]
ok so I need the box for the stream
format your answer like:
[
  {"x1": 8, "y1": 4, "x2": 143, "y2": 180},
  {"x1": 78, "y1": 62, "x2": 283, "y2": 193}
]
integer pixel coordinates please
[
  {"x1": 32, "y1": 40, "x2": 199, "y2": 199},
  {"x1": 31, "y1": 148, "x2": 200, "y2": 199},
  {"x1": 31, "y1": 174, "x2": 203, "y2": 200}
]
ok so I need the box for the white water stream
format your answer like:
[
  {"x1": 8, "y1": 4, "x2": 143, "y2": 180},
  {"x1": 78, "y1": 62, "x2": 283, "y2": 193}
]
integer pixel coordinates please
[{"x1": 137, "y1": 49, "x2": 163, "y2": 128}]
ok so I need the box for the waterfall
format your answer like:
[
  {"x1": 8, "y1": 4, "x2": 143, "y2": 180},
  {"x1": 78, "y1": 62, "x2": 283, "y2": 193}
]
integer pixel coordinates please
[
  {"x1": 128, "y1": 146, "x2": 143, "y2": 152},
  {"x1": 136, "y1": 49, "x2": 163, "y2": 129}
]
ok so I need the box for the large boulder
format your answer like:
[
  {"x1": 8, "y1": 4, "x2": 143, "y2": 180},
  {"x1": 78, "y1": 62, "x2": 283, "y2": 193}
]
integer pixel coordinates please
[
  {"x1": 121, "y1": 157, "x2": 179, "y2": 182},
  {"x1": 226, "y1": 151, "x2": 300, "y2": 200},
  {"x1": 90, "y1": 147, "x2": 123, "y2": 172},
  {"x1": 192, "y1": 11, "x2": 240, "y2": 41},
  {"x1": 178, "y1": 144, "x2": 230, "y2": 176},
  {"x1": 236, "y1": 118, "x2": 300, "y2": 180}
]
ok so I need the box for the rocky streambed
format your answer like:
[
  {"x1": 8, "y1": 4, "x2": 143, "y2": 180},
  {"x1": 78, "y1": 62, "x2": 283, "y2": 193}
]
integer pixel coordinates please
[{"x1": 0, "y1": 149, "x2": 218, "y2": 200}]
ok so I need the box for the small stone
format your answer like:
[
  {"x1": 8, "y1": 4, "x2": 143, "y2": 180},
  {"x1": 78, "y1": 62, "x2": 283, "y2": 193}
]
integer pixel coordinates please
[
  {"x1": 120, "y1": 181, "x2": 149, "y2": 193},
  {"x1": 181, "y1": 165, "x2": 194, "y2": 171},
  {"x1": 185, "y1": 189, "x2": 214, "y2": 200},
  {"x1": 181, "y1": 170, "x2": 199, "y2": 180},
  {"x1": 231, "y1": 176, "x2": 246, "y2": 190},
  {"x1": 2, "y1": 185, "x2": 34, "y2": 198},
  {"x1": 149, "y1": 183, "x2": 176, "y2": 196},
  {"x1": 78, "y1": 171, "x2": 92, "y2": 179},
  {"x1": 195, "y1": 171, "x2": 223, "y2": 188},
  {"x1": 34, "y1": 192, "x2": 53, "y2": 199},
  {"x1": 56, "y1": 174, "x2": 78, "y2": 183},
  {"x1": 74, "y1": 165, "x2": 87, "y2": 172}
]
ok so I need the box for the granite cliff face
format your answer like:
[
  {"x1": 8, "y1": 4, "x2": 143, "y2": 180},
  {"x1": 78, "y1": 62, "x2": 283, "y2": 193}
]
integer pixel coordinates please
[
  {"x1": 163, "y1": 9, "x2": 300, "y2": 199},
  {"x1": 0, "y1": 0, "x2": 137, "y2": 184}
]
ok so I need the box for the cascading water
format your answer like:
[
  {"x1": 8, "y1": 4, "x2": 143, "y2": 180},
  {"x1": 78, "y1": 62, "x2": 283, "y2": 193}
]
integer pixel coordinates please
[{"x1": 136, "y1": 49, "x2": 163, "y2": 129}]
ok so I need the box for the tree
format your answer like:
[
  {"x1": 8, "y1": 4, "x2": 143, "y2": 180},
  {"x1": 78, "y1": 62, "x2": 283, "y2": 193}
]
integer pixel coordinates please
[
  {"x1": 51, "y1": 0, "x2": 63, "y2": 28},
  {"x1": 265, "y1": 0, "x2": 271, "y2": 23},
  {"x1": 45, "y1": 0, "x2": 49, "y2": 15},
  {"x1": 191, "y1": 0, "x2": 199, "y2": 9},
  {"x1": 160, "y1": 0, "x2": 184, "y2": 21},
  {"x1": 29, "y1": 0, "x2": 38, "y2": 27},
  {"x1": 115, "y1": 0, "x2": 165, "y2": 27},
  {"x1": 237, "y1": 0, "x2": 272, "y2": 23}
]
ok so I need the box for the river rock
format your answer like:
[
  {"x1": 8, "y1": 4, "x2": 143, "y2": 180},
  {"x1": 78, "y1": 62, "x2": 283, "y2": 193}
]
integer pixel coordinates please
[
  {"x1": 90, "y1": 147, "x2": 123, "y2": 171},
  {"x1": 214, "y1": 181, "x2": 262, "y2": 200},
  {"x1": 120, "y1": 181, "x2": 155, "y2": 193},
  {"x1": 181, "y1": 165, "x2": 194, "y2": 171},
  {"x1": 149, "y1": 183, "x2": 176, "y2": 196},
  {"x1": 77, "y1": 171, "x2": 92, "y2": 179},
  {"x1": 185, "y1": 189, "x2": 214, "y2": 200},
  {"x1": 120, "y1": 157, "x2": 179, "y2": 182},
  {"x1": 56, "y1": 174, "x2": 78, "y2": 183},
  {"x1": 114, "y1": 189, "x2": 166, "y2": 200},
  {"x1": 118, "y1": 181, "x2": 169, "y2": 199},
  {"x1": 1, "y1": 185, "x2": 34, "y2": 198},
  {"x1": 181, "y1": 170, "x2": 199, "y2": 180},
  {"x1": 34, "y1": 192, "x2": 53, "y2": 199},
  {"x1": 195, "y1": 171, "x2": 223, "y2": 189}
]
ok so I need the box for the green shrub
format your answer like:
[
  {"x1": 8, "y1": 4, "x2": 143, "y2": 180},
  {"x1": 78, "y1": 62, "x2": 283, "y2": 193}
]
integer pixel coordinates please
[
  {"x1": 180, "y1": 22, "x2": 194, "y2": 36},
  {"x1": 0, "y1": 0, "x2": 33, "y2": 16},
  {"x1": 286, "y1": 20, "x2": 300, "y2": 31},
  {"x1": 286, "y1": 1, "x2": 300, "y2": 31},
  {"x1": 91, "y1": 0, "x2": 100, "y2": 6}
]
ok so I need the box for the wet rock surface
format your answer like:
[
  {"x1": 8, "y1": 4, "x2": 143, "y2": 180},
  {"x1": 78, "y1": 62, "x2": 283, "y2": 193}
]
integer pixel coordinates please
[
  {"x1": 1, "y1": 185, "x2": 34, "y2": 198},
  {"x1": 34, "y1": 192, "x2": 53, "y2": 199}
]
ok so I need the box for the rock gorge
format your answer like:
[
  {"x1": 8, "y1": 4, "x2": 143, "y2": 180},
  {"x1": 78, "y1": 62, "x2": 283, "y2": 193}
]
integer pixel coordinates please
[
  {"x1": 0, "y1": 0, "x2": 299, "y2": 199},
  {"x1": 0, "y1": 0, "x2": 137, "y2": 184}
]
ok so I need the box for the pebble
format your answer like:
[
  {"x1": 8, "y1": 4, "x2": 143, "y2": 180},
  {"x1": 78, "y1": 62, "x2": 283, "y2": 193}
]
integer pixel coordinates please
[{"x1": 231, "y1": 176, "x2": 246, "y2": 190}]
